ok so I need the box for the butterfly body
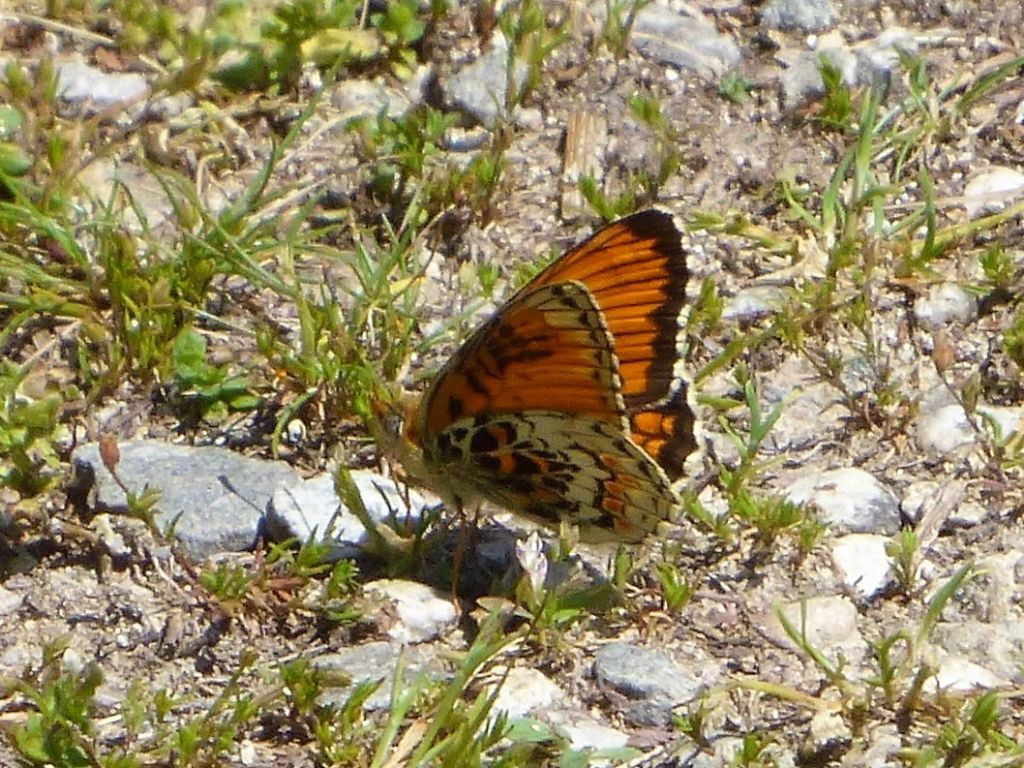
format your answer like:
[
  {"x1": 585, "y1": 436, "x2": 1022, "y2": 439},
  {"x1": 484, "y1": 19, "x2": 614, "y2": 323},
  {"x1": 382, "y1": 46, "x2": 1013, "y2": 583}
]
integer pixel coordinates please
[{"x1": 391, "y1": 210, "x2": 697, "y2": 542}]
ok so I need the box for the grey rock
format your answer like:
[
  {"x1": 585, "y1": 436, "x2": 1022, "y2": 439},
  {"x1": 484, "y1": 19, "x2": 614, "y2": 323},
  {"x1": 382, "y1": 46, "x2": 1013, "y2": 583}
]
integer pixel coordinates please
[
  {"x1": 331, "y1": 78, "x2": 412, "y2": 123},
  {"x1": 927, "y1": 656, "x2": 1006, "y2": 692},
  {"x1": 630, "y1": 4, "x2": 740, "y2": 78},
  {"x1": 932, "y1": 617, "x2": 1024, "y2": 683},
  {"x1": 76, "y1": 160, "x2": 176, "y2": 231},
  {"x1": 61, "y1": 647, "x2": 86, "y2": 675},
  {"x1": 56, "y1": 59, "x2": 149, "y2": 109},
  {"x1": 265, "y1": 471, "x2": 432, "y2": 560},
  {"x1": 952, "y1": 553, "x2": 1021, "y2": 624},
  {"x1": 915, "y1": 403, "x2": 974, "y2": 454},
  {"x1": 963, "y1": 166, "x2": 1024, "y2": 218},
  {"x1": 837, "y1": 355, "x2": 877, "y2": 397},
  {"x1": 444, "y1": 32, "x2": 528, "y2": 127},
  {"x1": 785, "y1": 467, "x2": 901, "y2": 534},
  {"x1": 977, "y1": 405, "x2": 1023, "y2": 442},
  {"x1": 916, "y1": 402, "x2": 1023, "y2": 455},
  {"x1": 145, "y1": 92, "x2": 194, "y2": 121},
  {"x1": 830, "y1": 534, "x2": 892, "y2": 599},
  {"x1": 782, "y1": 27, "x2": 943, "y2": 110},
  {"x1": 723, "y1": 285, "x2": 788, "y2": 321},
  {"x1": 489, "y1": 667, "x2": 563, "y2": 719},
  {"x1": 855, "y1": 726, "x2": 903, "y2": 768},
  {"x1": 769, "y1": 595, "x2": 867, "y2": 667},
  {"x1": 948, "y1": 500, "x2": 987, "y2": 528},
  {"x1": 780, "y1": 48, "x2": 857, "y2": 109},
  {"x1": 809, "y1": 709, "x2": 851, "y2": 754},
  {"x1": 760, "y1": 0, "x2": 835, "y2": 32},
  {"x1": 364, "y1": 579, "x2": 457, "y2": 644},
  {"x1": 91, "y1": 514, "x2": 131, "y2": 558},
  {"x1": 547, "y1": 711, "x2": 629, "y2": 751},
  {"x1": 284, "y1": 419, "x2": 307, "y2": 445},
  {"x1": 913, "y1": 283, "x2": 977, "y2": 330},
  {"x1": 854, "y1": 27, "x2": 919, "y2": 88},
  {"x1": 901, "y1": 479, "x2": 940, "y2": 524},
  {"x1": 72, "y1": 441, "x2": 302, "y2": 560},
  {"x1": 315, "y1": 640, "x2": 449, "y2": 711},
  {"x1": 0, "y1": 644, "x2": 31, "y2": 677},
  {"x1": 0, "y1": 585, "x2": 22, "y2": 616},
  {"x1": 752, "y1": 356, "x2": 844, "y2": 454},
  {"x1": 593, "y1": 642, "x2": 702, "y2": 726},
  {"x1": 443, "y1": 126, "x2": 492, "y2": 152}
]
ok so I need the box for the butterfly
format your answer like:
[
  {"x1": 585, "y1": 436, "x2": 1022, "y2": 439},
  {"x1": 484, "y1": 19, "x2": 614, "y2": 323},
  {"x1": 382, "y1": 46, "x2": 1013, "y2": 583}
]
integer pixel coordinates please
[{"x1": 388, "y1": 210, "x2": 698, "y2": 542}]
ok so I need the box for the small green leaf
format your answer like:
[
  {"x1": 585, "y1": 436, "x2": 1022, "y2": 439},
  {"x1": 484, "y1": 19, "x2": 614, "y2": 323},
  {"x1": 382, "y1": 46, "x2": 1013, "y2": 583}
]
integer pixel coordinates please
[
  {"x1": 172, "y1": 327, "x2": 207, "y2": 370},
  {"x1": 0, "y1": 105, "x2": 24, "y2": 139},
  {"x1": 0, "y1": 141, "x2": 32, "y2": 175}
]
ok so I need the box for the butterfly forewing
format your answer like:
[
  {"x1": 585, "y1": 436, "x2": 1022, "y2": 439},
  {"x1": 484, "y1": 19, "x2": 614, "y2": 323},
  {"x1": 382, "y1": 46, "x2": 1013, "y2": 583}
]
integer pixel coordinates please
[
  {"x1": 415, "y1": 281, "x2": 628, "y2": 443},
  {"x1": 533, "y1": 210, "x2": 688, "y2": 411}
]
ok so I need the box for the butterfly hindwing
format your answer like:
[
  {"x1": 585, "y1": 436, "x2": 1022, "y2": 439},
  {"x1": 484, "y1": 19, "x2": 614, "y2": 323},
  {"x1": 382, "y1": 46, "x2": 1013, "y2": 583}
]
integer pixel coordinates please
[
  {"x1": 430, "y1": 412, "x2": 676, "y2": 542},
  {"x1": 630, "y1": 385, "x2": 699, "y2": 482}
]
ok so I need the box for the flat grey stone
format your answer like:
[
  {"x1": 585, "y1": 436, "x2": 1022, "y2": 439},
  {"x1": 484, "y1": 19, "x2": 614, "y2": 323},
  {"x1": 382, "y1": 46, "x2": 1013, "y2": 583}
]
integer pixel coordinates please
[
  {"x1": 489, "y1": 667, "x2": 564, "y2": 719},
  {"x1": 913, "y1": 283, "x2": 977, "y2": 330},
  {"x1": 916, "y1": 403, "x2": 974, "y2": 454},
  {"x1": 916, "y1": 402, "x2": 1023, "y2": 455},
  {"x1": 0, "y1": 585, "x2": 22, "y2": 616},
  {"x1": 0, "y1": 644, "x2": 32, "y2": 677},
  {"x1": 927, "y1": 656, "x2": 1006, "y2": 693},
  {"x1": 630, "y1": 4, "x2": 740, "y2": 78},
  {"x1": 723, "y1": 285, "x2": 788, "y2": 321},
  {"x1": 901, "y1": 480, "x2": 940, "y2": 524},
  {"x1": 72, "y1": 441, "x2": 302, "y2": 559},
  {"x1": 809, "y1": 709, "x2": 852, "y2": 755},
  {"x1": 976, "y1": 405, "x2": 1023, "y2": 443},
  {"x1": 853, "y1": 27, "x2": 919, "y2": 87},
  {"x1": 856, "y1": 726, "x2": 903, "y2": 768},
  {"x1": 76, "y1": 160, "x2": 177, "y2": 231},
  {"x1": 781, "y1": 48, "x2": 857, "y2": 109},
  {"x1": 963, "y1": 166, "x2": 1024, "y2": 218},
  {"x1": 948, "y1": 500, "x2": 987, "y2": 528},
  {"x1": 752, "y1": 356, "x2": 845, "y2": 454},
  {"x1": 364, "y1": 579, "x2": 457, "y2": 644},
  {"x1": 57, "y1": 59, "x2": 149, "y2": 109},
  {"x1": 265, "y1": 470, "x2": 432, "y2": 560},
  {"x1": 315, "y1": 640, "x2": 449, "y2": 711},
  {"x1": 443, "y1": 32, "x2": 528, "y2": 127},
  {"x1": 785, "y1": 467, "x2": 900, "y2": 534},
  {"x1": 830, "y1": 534, "x2": 892, "y2": 599},
  {"x1": 933, "y1": 617, "x2": 1024, "y2": 683},
  {"x1": 760, "y1": 0, "x2": 835, "y2": 31},
  {"x1": 331, "y1": 79, "x2": 412, "y2": 123},
  {"x1": 768, "y1": 595, "x2": 867, "y2": 668},
  {"x1": 593, "y1": 642, "x2": 702, "y2": 726},
  {"x1": 547, "y1": 710, "x2": 629, "y2": 751}
]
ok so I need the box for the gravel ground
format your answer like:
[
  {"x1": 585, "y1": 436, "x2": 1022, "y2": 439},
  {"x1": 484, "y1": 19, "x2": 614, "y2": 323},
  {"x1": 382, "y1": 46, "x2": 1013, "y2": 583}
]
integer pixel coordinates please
[{"x1": 2, "y1": 0, "x2": 1024, "y2": 765}]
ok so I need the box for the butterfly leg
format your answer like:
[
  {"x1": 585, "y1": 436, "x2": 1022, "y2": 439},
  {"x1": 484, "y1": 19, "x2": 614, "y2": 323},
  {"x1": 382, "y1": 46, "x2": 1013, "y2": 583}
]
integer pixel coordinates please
[{"x1": 450, "y1": 496, "x2": 468, "y2": 608}]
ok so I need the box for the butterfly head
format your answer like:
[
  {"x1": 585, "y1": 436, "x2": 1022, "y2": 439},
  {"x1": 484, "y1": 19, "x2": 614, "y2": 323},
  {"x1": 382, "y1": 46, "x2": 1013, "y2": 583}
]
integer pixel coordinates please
[{"x1": 370, "y1": 390, "x2": 432, "y2": 482}]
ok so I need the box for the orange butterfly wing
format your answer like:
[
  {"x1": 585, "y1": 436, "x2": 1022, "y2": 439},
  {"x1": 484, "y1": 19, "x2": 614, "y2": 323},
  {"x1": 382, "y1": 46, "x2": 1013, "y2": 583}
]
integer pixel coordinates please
[
  {"x1": 414, "y1": 281, "x2": 627, "y2": 444},
  {"x1": 533, "y1": 210, "x2": 697, "y2": 480},
  {"x1": 404, "y1": 211, "x2": 697, "y2": 540},
  {"x1": 629, "y1": 386, "x2": 698, "y2": 481},
  {"x1": 411, "y1": 281, "x2": 674, "y2": 540},
  {"x1": 533, "y1": 210, "x2": 686, "y2": 409}
]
